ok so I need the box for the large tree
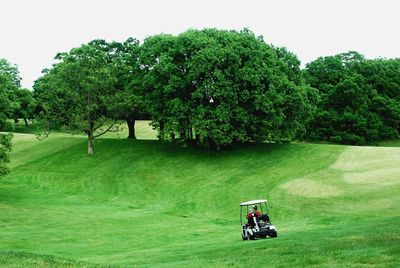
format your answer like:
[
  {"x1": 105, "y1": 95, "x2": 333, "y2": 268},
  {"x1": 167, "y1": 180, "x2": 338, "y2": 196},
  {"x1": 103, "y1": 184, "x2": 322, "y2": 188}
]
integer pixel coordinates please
[
  {"x1": 88, "y1": 38, "x2": 145, "y2": 139},
  {"x1": 34, "y1": 42, "x2": 118, "y2": 155},
  {"x1": 142, "y1": 29, "x2": 314, "y2": 149},
  {"x1": 94, "y1": 38, "x2": 147, "y2": 139}
]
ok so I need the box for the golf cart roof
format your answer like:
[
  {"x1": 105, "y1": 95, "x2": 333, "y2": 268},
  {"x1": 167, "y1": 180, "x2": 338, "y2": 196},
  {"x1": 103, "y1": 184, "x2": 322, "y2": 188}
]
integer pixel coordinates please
[{"x1": 240, "y1": 199, "x2": 267, "y2": 206}]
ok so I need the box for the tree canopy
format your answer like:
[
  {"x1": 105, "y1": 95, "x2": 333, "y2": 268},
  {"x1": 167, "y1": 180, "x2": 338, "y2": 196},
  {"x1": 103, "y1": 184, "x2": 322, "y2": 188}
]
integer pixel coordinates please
[
  {"x1": 34, "y1": 42, "x2": 119, "y2": 155},
  {"x1": 142, "y1": 29, "x2": 315, "y2": 149},
  {"x1": 92, "y1": 38, "x2": 145, "y2": 139},
  {"x1": 304, "y1": 52, "x2": 400, "y2": 144},
  {"x1": 0, "y1": 58, "x2": 18, "y2": 177}
]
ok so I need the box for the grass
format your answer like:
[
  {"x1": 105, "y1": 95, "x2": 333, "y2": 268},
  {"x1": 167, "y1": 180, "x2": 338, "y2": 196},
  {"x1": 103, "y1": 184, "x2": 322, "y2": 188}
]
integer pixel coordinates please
[
  {"x1": 11, "y1": 120, "x2": 158, "y2": 140},
  {"x1": 0, "y1": 122, "x2": 399, "y2": 267},
  {"x1": 377, "y1": 139, "x2": 400, "y2": 147},
  {"x1": 0, "y1": 251, "x2": 93, "y2": 268}
]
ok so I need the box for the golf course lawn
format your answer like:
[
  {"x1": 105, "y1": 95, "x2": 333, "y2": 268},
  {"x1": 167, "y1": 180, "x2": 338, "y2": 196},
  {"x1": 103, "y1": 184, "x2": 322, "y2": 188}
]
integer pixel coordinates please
[{"x1": 1, "y1": 122, "x2": 399, "y2": 267}]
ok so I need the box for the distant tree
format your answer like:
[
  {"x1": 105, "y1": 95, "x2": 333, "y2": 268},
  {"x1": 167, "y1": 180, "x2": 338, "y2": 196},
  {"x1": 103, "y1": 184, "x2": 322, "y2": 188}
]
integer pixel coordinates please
[
  {"x1": 0, "y1": 132, "x2": 12, "y2": 178},
  {"x1": 0, "y1": 58, "x2": 21, "y2": 88},
  {"x1": 304, "y1": 52, "x2": 400, "y2": 144},
  {"x1": 0, "y1": 75, "x2": 13, "y2": 131},
  {"x1": 34, "y1": 43, "x2": 118, "y2": 155},
  {"x1": 0, "y1": 58, "x2": 18, "y2": 177},
  {"x1": 303, "y1": 52, "x2": 363, "y2": 92},
  {"x1": 358, "y1": 58, "x2": 400, "y2": 137},
  {"x1": 12, "y1": 88, "x2": 36, "y2": 127}
]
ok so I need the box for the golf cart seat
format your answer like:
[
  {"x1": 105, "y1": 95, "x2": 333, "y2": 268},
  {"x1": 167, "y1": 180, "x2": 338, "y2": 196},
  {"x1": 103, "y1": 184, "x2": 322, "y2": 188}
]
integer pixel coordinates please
[{"x1": 260, "y1": 214, "x2": 270, "y2": 223}]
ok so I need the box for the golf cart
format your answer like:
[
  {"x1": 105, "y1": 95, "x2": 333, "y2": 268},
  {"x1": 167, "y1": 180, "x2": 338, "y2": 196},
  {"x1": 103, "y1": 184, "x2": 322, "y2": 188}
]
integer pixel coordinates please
[{"x1": 240, "y1": 199, "x2": 277, "y2": 240}]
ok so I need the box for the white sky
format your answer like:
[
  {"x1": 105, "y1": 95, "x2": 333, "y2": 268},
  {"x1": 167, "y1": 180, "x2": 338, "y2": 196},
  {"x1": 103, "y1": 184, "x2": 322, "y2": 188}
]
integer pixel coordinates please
[{"x1": 1, "y1": 0, "x2": 399, "y2": 89}]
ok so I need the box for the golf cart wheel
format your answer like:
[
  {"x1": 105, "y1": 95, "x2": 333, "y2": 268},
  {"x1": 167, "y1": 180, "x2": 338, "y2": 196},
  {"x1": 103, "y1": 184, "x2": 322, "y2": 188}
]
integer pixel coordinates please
[
  {"x1": 249, "y1": 235, "x2": 256, "y2": 240},
  {"x1": 270, "y1": 231, "x2": 278, "y2": 238},
  {"x1": 241, "y1": 228, "x2": 248, "y2": 240}
]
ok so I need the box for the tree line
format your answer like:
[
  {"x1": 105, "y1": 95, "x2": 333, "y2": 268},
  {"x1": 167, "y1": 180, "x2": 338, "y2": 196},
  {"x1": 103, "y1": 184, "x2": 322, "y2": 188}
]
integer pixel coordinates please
[
  {"x1": 304, "y1": 51, "x2": 400, "y2": 145},
  {"x1": 1, "y1": 28, "x2": 400, "y2": 163}
]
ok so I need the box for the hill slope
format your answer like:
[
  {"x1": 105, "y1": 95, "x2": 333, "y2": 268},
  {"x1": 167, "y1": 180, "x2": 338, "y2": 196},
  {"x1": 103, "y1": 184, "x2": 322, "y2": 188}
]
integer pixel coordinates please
[{"x1": 1, "y1": 128, "x2": 399, "y2": 267}]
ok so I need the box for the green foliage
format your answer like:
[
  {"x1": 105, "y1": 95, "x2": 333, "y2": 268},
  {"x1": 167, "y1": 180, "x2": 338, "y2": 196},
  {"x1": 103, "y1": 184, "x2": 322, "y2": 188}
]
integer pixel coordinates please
[
  {"x1": 0, "y1": 133, "x2": 12, "y2": 177},
  {"x1": 0, "y1": 58, "x2": 21, "y2": 87},
  {"x1": 140, "y1": 33, "x2": 178, "y2": 139},
  {"x1": 0, "y1": 81, "x2": 12, "y2": 130},
  {"x1": 0, "y1": 59, "x2": 35, "y2": 128},
  {"x1": 0, "y1": 58, "x2": 19, "y2": 177},
  {"x1": 12, "y1": 88, "x2": 36, "y2": 126},
  {"x1": 304, "y1": 52, "x2": 400, "y2": 145},
  {"x1": 89, "y1": 38, "x2": 145, "y2": 119},
  {"x1": 0, "y1": 58, "x2": 21, "y2": 130},
  {"x1": 34, "y1": 42, "x2": 119, "y2": 154},
  {"x1": 96, "y1": 38, "x2": 146, "y2": 139},
  {"x1": 142, "y1": 29, "x2": 315, "y2": 148}
]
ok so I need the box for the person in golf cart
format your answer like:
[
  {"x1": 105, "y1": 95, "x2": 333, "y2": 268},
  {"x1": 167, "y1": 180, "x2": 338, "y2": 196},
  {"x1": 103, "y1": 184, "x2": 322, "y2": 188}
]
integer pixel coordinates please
[
  {"x1": 246, "y1": 205, "x2": 261, "y2": 219},
  {"x1": 246, "y1": 205, "x2": 270, "y2": 227}
]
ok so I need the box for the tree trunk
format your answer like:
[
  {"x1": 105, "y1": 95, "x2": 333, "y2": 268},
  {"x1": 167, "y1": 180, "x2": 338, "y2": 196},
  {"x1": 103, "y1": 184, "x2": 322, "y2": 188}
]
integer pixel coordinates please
[
  {"x1": 126, "y1": 115, "x2": 136, "y2": 139},
  {"x1": 158, "y1": 121, "x2": 165, "y2": 140},
  {"x1": 179, "y1": 126, "x2": 185, "y2": 141},
  {"x1": 188, "y1": 126, "x2": 193, "y2": 140},
  {"x1": 23, "y1": 118, "x2": 29, "y2": 127},
  {"x1": 216, "y1": 142, "x2": 221, "y2": 151},
  {"x1": 88, "y1": 135, "x2": 94, "y2": 155}
]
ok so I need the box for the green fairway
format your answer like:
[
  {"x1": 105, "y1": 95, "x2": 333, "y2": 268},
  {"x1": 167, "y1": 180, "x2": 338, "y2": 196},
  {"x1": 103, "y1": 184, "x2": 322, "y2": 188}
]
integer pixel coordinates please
[{"x1": 1, "y1": 123, "x2": 399, "y2": 267}]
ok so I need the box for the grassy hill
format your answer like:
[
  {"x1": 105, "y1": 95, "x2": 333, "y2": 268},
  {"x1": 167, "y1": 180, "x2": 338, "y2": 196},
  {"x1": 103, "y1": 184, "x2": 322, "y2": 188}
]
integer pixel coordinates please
[{"x1": 1, "y1": 122, "x2": 399, "y2": 267}]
